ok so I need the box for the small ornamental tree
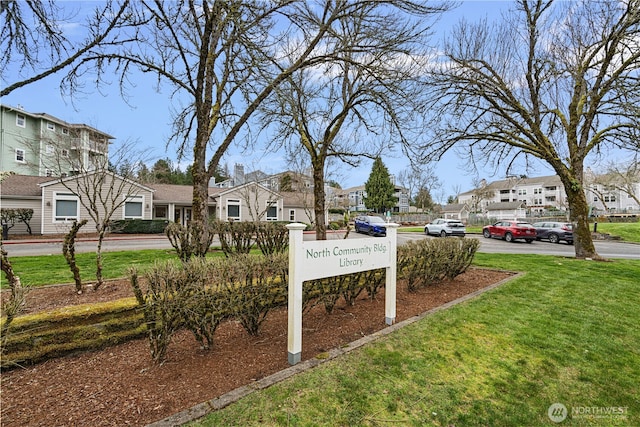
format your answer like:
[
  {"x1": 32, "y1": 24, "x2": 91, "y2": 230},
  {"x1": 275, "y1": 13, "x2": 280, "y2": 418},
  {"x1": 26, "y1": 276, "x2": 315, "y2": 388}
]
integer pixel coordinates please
[{"x1": 364, "y1": 158, "x2": 397, "y2": 214}]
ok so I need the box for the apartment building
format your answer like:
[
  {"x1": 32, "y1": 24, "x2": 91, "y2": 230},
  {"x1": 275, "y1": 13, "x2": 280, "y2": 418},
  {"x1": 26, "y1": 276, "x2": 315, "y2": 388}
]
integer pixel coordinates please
[
  {"x1": 0, "y1": 104, "x2": 113, "y2": 177},
  {"x1": 334, "y1": 184, "x2": 410, "y2": 213},
  {"x1": 459, "y1": 174, "x2": 640, "y2": 216}
]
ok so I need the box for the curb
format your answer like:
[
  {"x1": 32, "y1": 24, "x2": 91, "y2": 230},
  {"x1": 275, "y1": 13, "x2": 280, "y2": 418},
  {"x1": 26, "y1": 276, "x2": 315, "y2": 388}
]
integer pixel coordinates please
[{"x1": 146, "y1": 270, "x2": 523, "y2": 427}]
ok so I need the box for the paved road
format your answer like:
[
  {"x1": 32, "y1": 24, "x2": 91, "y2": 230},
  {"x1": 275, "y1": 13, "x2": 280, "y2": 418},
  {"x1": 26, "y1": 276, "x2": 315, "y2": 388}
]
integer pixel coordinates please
[
  {"x1": 3, "y1": 232, "x2": 639, "y2": 259},
  {"x1": 2, "y1": 235, "x2": 175, "y2": 256},
  {"x1": 395, "y1": 232, "x2": 640, "y2": 259}
]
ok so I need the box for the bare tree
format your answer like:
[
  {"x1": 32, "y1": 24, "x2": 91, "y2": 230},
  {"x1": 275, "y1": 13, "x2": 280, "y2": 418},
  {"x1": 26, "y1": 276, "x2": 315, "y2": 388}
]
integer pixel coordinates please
[
  {"x1": 397, "y1": 165, "x2": 441, "y2": 211},
  {"x1": 468, "y1": 178, "x2": 495, "y2": 214},
  {"x1": 424, "y1": 0, "x2": 640, "y2": 259},
  {"x1": 588, "y1": 159, "x2": 640, "y2": 209},
  {"x1": 53, "y1": 0, "x2": 452, "y2": 249},
  {"x1": 448, "y1": 184, "x2": 463, "y2": 205},
  {"x1": 51, "y1": 1, "x2": 348, "y2": 252},
  {"x1": 42, "y1": 138, "x2": 150, "y2": 290},
  {"x1": 259, "y1": 2, "x2": 448, "y2": 239},
  {"x1": 0, "y1": 0, "x2": 132, "y2": 96}
]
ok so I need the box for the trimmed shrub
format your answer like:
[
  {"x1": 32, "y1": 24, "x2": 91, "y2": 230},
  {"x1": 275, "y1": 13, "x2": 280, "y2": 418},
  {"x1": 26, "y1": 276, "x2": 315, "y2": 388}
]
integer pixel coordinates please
[
  {"x1": 222, "y1": 253, "x2": 288, "y2": 335},
  {"x1": 254, "y1": 222, "x2": 289, "y2": 255},
  {"x1": 110, "y1": 219, "x2": 168, "y2": 234},
  {"x1": 130, "y1": 262, "x2": 188, "y2": 363},
  {"x1": 165, "y1": 222, "x2": 216, "y2": 262},
  {"x1": 397, "y1": 237, "x2": 479, "y2": 292},
  {"x1": 212, "y1": 220, "x2": 255, "y2": 257},
  {"x1": 131, "y1": 252, "x2": 289, "y2": 362}
]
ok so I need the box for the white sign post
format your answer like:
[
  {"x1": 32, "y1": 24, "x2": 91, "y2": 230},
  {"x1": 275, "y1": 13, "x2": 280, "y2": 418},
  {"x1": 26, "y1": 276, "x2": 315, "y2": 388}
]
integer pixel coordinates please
[{"x1": 286, "y1": 222, "x2": 399, "y2": 365}]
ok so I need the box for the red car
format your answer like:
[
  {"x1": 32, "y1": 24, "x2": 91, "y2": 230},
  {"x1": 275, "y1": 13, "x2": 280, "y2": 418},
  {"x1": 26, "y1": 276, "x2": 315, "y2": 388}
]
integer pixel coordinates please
[{"x1": 482, "y1": 221, "x2": 536, "y2": 243}]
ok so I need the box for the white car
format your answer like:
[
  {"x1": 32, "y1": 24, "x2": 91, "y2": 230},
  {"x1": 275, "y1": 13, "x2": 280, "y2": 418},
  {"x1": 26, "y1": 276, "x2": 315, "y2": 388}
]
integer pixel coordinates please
[{"x1": 424, "y1": 218, "x2": 466, "y2": 237}]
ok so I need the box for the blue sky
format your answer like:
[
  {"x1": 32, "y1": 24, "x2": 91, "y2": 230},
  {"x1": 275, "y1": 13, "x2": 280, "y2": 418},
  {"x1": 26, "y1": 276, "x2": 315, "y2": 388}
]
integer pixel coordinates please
[{"x1": 2, "y1": 1, "x2": 563, "y2": 201}]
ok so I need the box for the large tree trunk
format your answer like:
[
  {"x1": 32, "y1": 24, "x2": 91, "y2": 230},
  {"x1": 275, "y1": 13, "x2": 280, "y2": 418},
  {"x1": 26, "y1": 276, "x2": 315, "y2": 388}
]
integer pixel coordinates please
[
  {"x1": 562, "y1": 178, "x2": 601, "y2": 259},
  {"x1": 312, "y1": 163, "x2": 327, "y2": 240},
  {"x1": 191, "y1": 121, "x2": 212, "y2": 257}
]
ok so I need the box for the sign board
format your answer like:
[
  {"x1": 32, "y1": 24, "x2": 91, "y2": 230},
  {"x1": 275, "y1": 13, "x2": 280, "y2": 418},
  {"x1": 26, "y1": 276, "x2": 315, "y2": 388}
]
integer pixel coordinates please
[
  {"x1": 286, "y1": 223, "x2": 399, "y2": 365},
  {"x1": 299, "y1": 239, "x2": 392, "y2": 281}
]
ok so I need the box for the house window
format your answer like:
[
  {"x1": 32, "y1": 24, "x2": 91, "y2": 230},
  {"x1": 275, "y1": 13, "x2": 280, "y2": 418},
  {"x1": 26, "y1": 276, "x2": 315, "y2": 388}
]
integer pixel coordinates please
[
  {"x1": 154, "y1": 206, "x2": 167, "y2": 219},
  {"x1": 124, "y1": 196, "x2": 144, "y2": 219},
  {"x1": 61, "y1": 149, "x2": 69, "y2": 158},
  {"x1": 16, "y1": 114, "x2": 25, "y2": 127},
  {"x1": 46, "y1": 144, "x2": 54, "y2": 154},
  {"x1": 289, "y1": 209, "x2": 295, "y2": 221},
  {"x1": 47, "y1": 122, "x2": 55, "y2": 131},
  {"x1": 15, "y1": 148, "x2": 25, "y2": 163},
  {"x1": 46, "y1": 169, "x2": 53, "y2": 177},
  {"x1": 227, "y1": 199, "x2": 240, "y2": 220},
  {"x1": 266, "y1": 201, "x2": 278, "y2": 221},
  {"x1": 54, "y1": 193, "x2": 79, "y2": 221},
  {"x1": 62, "y1": 128, "x2": 69, "y2": 135}
]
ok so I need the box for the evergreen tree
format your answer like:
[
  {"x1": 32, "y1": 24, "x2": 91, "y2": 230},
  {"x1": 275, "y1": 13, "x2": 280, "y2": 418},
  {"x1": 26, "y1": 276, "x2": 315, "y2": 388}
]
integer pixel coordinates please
[{"x1": 364, "y1": 158, "x2": 397, "y2": 214}]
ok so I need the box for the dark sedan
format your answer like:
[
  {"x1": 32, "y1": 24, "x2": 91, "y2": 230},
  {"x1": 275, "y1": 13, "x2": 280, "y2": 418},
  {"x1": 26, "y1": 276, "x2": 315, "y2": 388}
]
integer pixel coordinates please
[
  {"x1": 482, "y1": 220, "x2": 536, "y2": 243},
  {"x1": 354, "y1": 215, "x2": 387, "y2": 236},
  {"x1": 532, "y1": 221, "x2": 574, "y2": 244}
]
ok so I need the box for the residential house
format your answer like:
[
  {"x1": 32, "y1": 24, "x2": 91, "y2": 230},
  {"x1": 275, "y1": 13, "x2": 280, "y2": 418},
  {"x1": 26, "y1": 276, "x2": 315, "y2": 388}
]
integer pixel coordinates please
[
  {"x1": 484, "y1": 201, "x2": 528, "y2": 220},
  {"x1": 0, "y1": 175, "x2": 50, "y2": 234},
  {"x1": 280, "y1": 191, "x2": 316, "y2": 224},
  {"x1": 1, "y1": 172, "x2": 153, "y2": 235},
  {"x1": 211, "y1": 182, "x2": 283, "y2": 222},
  {"x1": 1, "y1": 104, "x2": 113, "y2": 177},
  {"x1": 440, "y1": 203, "x2": 470, "y2": 221},
  {"x1": 149, "y1": 183, "x2": 218, "y2": 225}
]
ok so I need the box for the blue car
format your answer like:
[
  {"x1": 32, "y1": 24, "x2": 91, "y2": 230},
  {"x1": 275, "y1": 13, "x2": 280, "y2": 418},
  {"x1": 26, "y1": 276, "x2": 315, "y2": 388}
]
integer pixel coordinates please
[{"x1": 354, "y1": 215, "x2": 387, "y2": 236}]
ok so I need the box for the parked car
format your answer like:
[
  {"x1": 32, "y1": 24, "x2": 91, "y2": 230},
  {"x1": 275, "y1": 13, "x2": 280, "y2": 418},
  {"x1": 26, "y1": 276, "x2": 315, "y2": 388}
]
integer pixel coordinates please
[
  {"x1": 532, "y1": 221, "x2": 574, "y2": 244},
  {"x1": 424, "y1": 218, "x2": 466, "y2": 237},
  {"x1": 354, "y1": 215, "x2": 387, "y2": 236},
  {"x1": 482, "y1": 220, "x2": 536, "y2": 243}
]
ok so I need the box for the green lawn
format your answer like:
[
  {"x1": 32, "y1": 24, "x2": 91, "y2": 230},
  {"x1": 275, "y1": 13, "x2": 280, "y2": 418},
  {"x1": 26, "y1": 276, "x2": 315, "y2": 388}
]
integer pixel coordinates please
[
  {"x1": 3, "y1": 249, "x2": 230, "y2": 288},
  {"x1": 594, "y1": 222, "x2": 640, "y2": 243},
  {"x1": 192, "y1": 254, "x2": 640, "y2": 426}
]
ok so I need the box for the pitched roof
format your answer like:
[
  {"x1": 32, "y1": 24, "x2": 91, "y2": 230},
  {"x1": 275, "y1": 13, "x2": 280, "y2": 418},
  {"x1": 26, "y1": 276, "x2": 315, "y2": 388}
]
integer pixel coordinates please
[
  {"x1": 441, "y1": 203, "x2": 468, "y2": 212},
  {"x1": 1, "y1": 103, "x2": 115, "y2": 139},
  {"x1": 280, "y1": 191, "x2": 313, "y2": 208},
  {"x1": 460, "y1": 175, "x2": 563, "y2": 196},
  {"x1": 485, "y1": 201, "x2": 526, "y2": 210},
  {"x1": 39, "y1": 170, "x2": 154, "y2": 192},
  {"x1": 0, "y1": 174, "x2": 50, "y2": 197},
  {"x1": 148, "y1": 184, "x2": 222, "y2": 204}
]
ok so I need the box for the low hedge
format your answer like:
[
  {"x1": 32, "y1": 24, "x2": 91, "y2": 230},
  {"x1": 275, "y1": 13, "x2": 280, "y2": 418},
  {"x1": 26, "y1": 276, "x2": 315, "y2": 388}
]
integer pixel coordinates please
[
  {"x1": 110, "y1": 219, "x2": 168, "y2": 234},
  {"x1": 1, "y1": 237, "x2": 479, "y2": 367}
]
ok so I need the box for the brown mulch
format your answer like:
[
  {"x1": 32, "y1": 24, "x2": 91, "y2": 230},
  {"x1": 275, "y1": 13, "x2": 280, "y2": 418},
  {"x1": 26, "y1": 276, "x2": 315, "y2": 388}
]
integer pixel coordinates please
[{"x1": 0, "y1": 268, "x2": 513, "y2": 427}]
